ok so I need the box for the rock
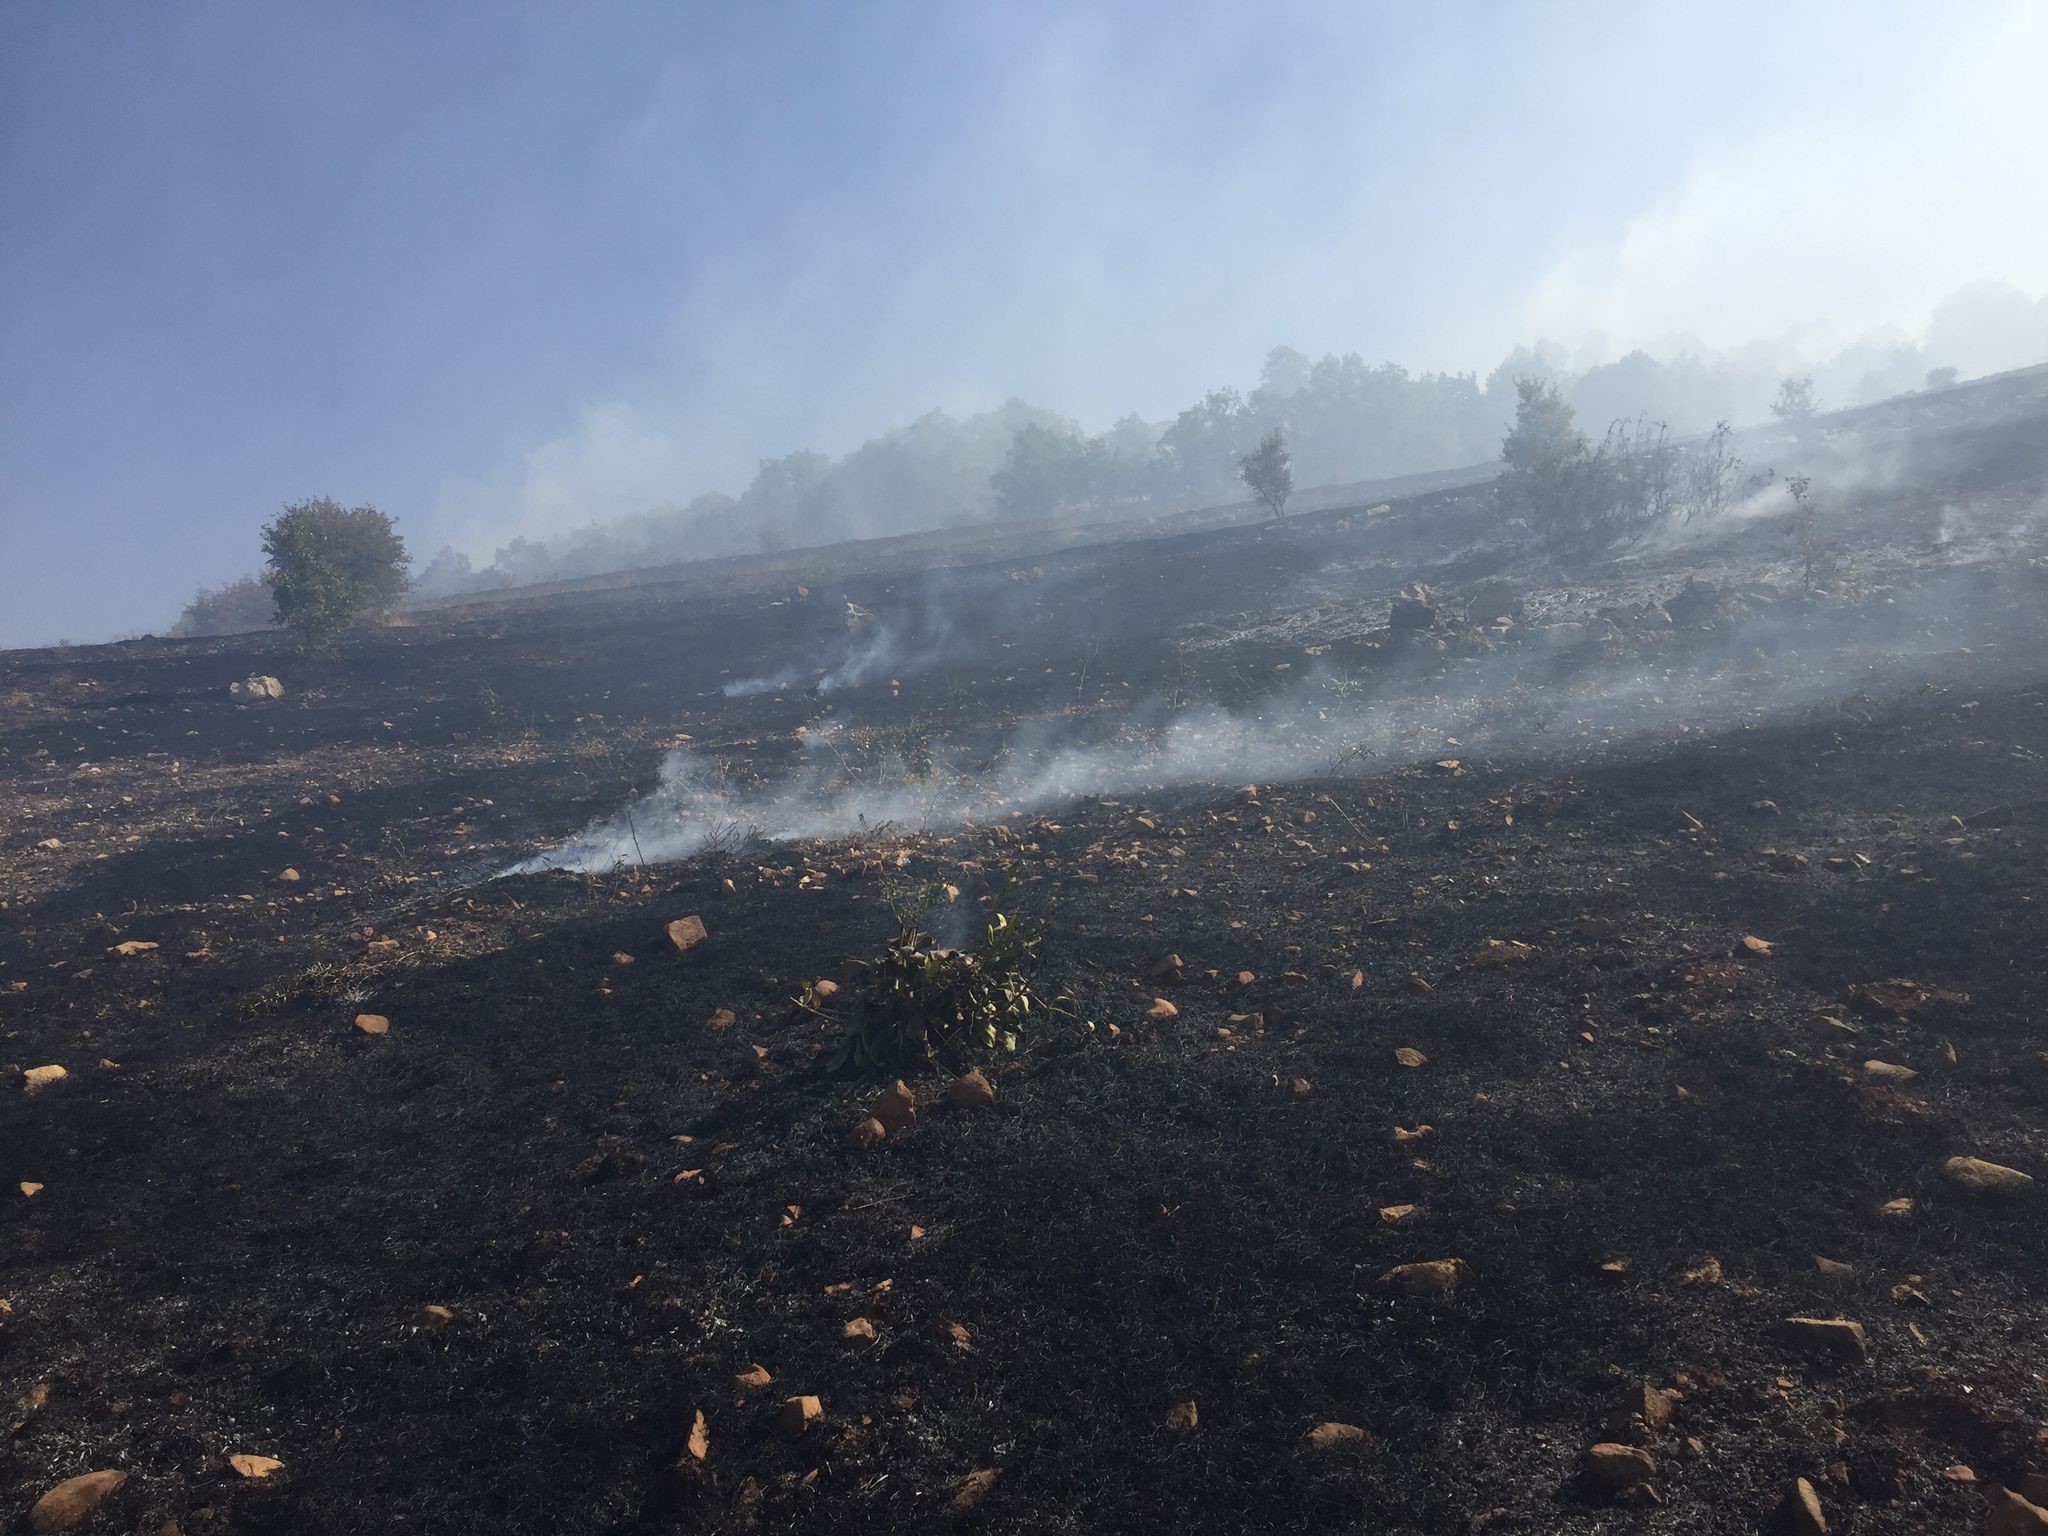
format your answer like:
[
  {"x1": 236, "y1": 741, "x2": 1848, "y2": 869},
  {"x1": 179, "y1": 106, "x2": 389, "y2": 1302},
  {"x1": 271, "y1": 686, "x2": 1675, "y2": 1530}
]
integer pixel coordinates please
[
  {"x1": 1389, "y1": 583, "x2": 1437, "y2": 629},
  {"x1": 1305, "y1": 1421, "x2": 1370, "y2": 1449},
  {"x1": 733, "y1": 1364, "x2": 773, "y2": 1393},
  {"x1": 19, "y1": 1182, "x2": 44, "y2": 1198},
  {"x1": 1378, "y1": 1203, "x2": 1419, "y2": 1224},
  {"x1": 1471, "y1": 938, "x2": 1536, "y2": 966},
  {"x1": 227, "y1": 1454, "x2": 283, "y2": 1479},
  {"x1": 110, "y1": 940, "x2": 157, "y2": 957},
  {"x1": 841, "y1": 1318, "x2": 876, "y2": 1344},
  {"x1": 1814, "y1": 1257, "x2": 1854, "y2": 1278},
  {"x1": 846, "y1": 1116, "x2": 887, "y2": 1150},
  {"x1": 229, "y1": 675, "x2": 284, "y2": 701},
  {"x1": 278, "y1": 867, "x2": 301, "y2": 883},
  {"x1": 667, "y1": 916, "x2": 708, "y2": 951},
  {"x1": 1145, "y1": 998, "x2": 1179, "y2": 1021},
  {"x1": 845, "y1": 602, "x2": 875, "y2": 629},
  {"x1": 952, "y1": 1467, "x2": 999, "y2": 1512},
  {"x1": 1862, "y1": 1060, "x2": 1919, "y2": 1083},
  {"x1": 1606, "y1": 1383, "x2": 1677, "y2": 1441},
  {"x1": 1290, "y1": 1077, "x2": 1312, "y2": 1097},
  {"x1": 778, "y1": 1395, "x2": 822, "y2": 1433},
  {"x1": 29, "y1": 1470, "x2": 128, "y2": 1533},
  {"x1": 22, "y1": 1065, "x2": 67, "y2": 1095},
  {"x1": 1942, "y1": 1156, "x2": 2034, "y2": 1196},
  {"x1": 1781, "y1": 1316, "x2": 1868, "y2": 1363},
  {"x1": 705, "y1": 1008, "x2": 736, "y2": 1029},
  {"x1": 354, "y1": 1014, "x2": 390, "y2": 1035},
  {"x1": 1394, "y1": 1047, "x2": 1428, "y2": 1069},
  {"x1": 1988, "y1": 1487, "x2": 2048, "y2": 1536},
  {"x1": 1167, "y1": 1400, "x2": 1199, "y2": 1431},
  {"x1": 1769, "y1": 1477, "x2": 1828, "y2": 1535},
  {"x1": 413, "y1": 1304, "x2": 453, "y2": 1329},
  {"x1": 1739, "y1": 935, "x2": 1776, "y2": 957},
  {"x1": 948, "y1": 1068, "x2": 996, "y2": 1109},
  {"x1": 1583, "y1": 1442, "x2": 1657, "y2": 1492},
  {"x1": 1380, "y1": 1258, "x2": 1471, "y2": 1299},
  {"x1": 684, "y1": 1409, "x2": 710, "y2": 1463},
  {"x1": 871, "y1": 1080, "x2": 917, "y2": 1133}
]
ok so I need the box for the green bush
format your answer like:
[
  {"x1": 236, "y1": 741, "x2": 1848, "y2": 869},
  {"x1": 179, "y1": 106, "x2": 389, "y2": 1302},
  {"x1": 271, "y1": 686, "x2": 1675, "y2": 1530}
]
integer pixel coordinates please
[{"x1": 261, "y1": 498, "x2": 410, "y2": 651}]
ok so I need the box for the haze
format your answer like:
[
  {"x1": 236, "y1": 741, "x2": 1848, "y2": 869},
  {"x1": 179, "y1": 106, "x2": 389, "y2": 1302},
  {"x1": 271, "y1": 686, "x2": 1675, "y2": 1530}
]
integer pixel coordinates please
[{"x1": 3, "y1": 0, "x2": 2045, "y2": 649}]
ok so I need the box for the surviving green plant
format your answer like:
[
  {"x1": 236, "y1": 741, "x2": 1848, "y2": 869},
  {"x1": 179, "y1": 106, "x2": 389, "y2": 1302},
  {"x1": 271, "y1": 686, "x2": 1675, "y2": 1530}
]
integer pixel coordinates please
[
  {"x1": 261, "y1": 496, "x2": 411, "y2": 651},
  {"x1": 818, "y1": 868, "x2": 1066, "y2": 1073}
]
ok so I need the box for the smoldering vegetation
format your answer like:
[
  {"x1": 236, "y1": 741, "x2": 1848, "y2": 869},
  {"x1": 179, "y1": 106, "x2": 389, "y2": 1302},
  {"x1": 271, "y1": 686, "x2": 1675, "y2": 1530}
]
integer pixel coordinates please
[{"x1": 514, "y1": 383, "x2": 2048, "y2": 878}]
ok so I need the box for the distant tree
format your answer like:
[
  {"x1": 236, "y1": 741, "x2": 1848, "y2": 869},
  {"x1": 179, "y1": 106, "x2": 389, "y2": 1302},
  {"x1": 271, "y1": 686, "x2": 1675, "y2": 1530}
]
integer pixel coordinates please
[
  {"x1": 992, "y1": 423, "x2": 1091, "y2": 519},
  {"x1": 413, "y1": 545, "x2": 477, "y2": 598},
  {"x1": 1924, "y1": 365, "x2": 1959, "y2": 390},
  {"x1": 171, "y1": 574, "x2": 276, "y2": 637},
  {"x1": 1237, "y1": 428, "x2": 1293, "y2": 521},
  {"x1": 1499, "y1": 376, "x2": 1587, "y2": 479},
  {"x1": 1769, "y1": 375, "x2": 1819, "y2": 424},
  {"x1": 261, "y1": 497, "x2": 410, "y2": 651},
  {"x1": 1257, "y1": 345, "x2": 1312, "y2": 399}
]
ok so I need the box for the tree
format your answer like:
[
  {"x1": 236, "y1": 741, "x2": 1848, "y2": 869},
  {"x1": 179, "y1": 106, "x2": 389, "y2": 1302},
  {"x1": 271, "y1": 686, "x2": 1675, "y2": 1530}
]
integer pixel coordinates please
[
  {"x1": 171, "y1": 574, "x2": 276, "y2": 637},
  {"x1": 261, "y1": 497, "x2": 410, "y2": 651},
  {"x1": 992, "y1": 423, "x2": 1090, "y2": 519},
  {"x1": 1237, "y1": 429, "x2": 1293, "y2": 521},
  {"x1": 1769, "y1": 375, "x2": 1819, "y2": 424}
]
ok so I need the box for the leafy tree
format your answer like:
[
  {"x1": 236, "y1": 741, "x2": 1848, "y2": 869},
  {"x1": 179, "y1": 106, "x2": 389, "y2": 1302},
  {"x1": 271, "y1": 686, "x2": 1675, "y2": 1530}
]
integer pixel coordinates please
[
  {"x1": 171, "y1": 574, "x2": 276, "y2": 637},
  {"x1": 261, "y1": 497, "x2": 410, "y2": 650},
  {"x1": 1237, "y1": 428, "x2": 1293, "y2": 521},
  {"x1": 1770, "y1": 375, "x2": 1819, "y2": 424},
  {"x1": 992, "y1": 423, "x2": 1091, "y2": 519}
]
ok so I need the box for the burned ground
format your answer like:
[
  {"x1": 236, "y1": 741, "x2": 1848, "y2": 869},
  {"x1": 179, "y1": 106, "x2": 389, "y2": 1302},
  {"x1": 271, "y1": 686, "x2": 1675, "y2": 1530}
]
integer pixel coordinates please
[{"x1": 3, "y1": 371, "x2": 2047, "y2": 1534}]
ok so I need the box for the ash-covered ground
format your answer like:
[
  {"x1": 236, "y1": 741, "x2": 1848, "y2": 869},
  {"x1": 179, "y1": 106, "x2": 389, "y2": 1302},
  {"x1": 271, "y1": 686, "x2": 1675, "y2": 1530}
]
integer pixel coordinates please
[{"x1": 3, "y1": 368, "x2": 2046, "y2": 1534}]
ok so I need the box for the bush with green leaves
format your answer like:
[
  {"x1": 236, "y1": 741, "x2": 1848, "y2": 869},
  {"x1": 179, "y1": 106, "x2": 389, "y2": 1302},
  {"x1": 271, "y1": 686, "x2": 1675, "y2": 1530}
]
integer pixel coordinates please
[
  {"x1": 1237, "y1": 427, "x2": 1293, "y2": 521},
  {"x1": 261, "y1": 497, "x2": 411, "y2": 650},
  {"x1": 171, "y1": 574, "x2": 276, "y2": 637},
  {"x1": 818, "y1": 871, "x2": 1067, "y2": 1073}
]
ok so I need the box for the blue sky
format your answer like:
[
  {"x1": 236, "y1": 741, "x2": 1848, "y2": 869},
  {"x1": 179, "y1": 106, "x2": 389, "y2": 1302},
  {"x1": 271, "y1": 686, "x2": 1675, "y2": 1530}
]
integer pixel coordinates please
[{"x1": 3, "y1": 1, "x2": 2043, "y2": 647}]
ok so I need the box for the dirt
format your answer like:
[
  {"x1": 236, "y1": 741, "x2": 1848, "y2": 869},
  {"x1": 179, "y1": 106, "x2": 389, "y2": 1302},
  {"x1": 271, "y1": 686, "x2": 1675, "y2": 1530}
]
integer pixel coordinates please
[{"x1": 3, "y1": 367, "x2": 2047, "y2": 1534}]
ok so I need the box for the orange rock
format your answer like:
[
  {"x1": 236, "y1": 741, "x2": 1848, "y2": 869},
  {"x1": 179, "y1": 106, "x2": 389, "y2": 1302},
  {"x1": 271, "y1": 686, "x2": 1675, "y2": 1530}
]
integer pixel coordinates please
[
  {"x1": 952, "y1": 1467, "x2": 999, "y2": 1512},
  {"x1": 228, "y1": 1454, "x2": 283, "y2": 1479},
  {"x1": 847, "y1": 1116, "x2": 887, "y2": 1150},
  {"x1": 354, "y1": 1014, "x2": 390, "y2": 1035},
  {"x1": 1305, "y1": 1422, "x2": 1369, "y2": 1449},
  {"x1": 1167, "y1": 1400, "x2": 1199, "y2": 1431},
  {"x1": 666, "y1": 916, "x2": 708, "y2": 951},
  {"x1": 1380, "y1": 1258, "x2": 1471, "y2": 1299},
  {"x1": 684, "y1": 1409, "x2": 710, "y2": 1463},
  {"x1": 871, "y1": 1080, "x2": 917, "y2": 1133},
  {"x1": 778, "y1": 1395, "x2": 822, "y2": 1433},
  {"x1": 948, "y1": 1068, "x2": 996, "y2": 1108},
  {"x1": 1394, "y1": 1047, "x2": 1427, "y2": 1068},
  {"x1": 29, "y1": 1470, "x2": 127, "y2": 1533},
  {"x1": 733, "y1": 1364, "x2": 773, "y2": 1393}
]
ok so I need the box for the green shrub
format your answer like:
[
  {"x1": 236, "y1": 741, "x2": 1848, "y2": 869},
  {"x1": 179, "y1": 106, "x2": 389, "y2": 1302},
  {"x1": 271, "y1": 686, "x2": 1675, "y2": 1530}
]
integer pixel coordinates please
[{"x1": 261, "y1": 497, "x2": 410, "y2": 651}]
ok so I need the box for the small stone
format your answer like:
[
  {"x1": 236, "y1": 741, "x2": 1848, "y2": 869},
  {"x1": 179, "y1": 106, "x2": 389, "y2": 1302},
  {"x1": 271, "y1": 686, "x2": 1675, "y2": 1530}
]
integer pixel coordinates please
[
  {"x1": 948, "y1": 1068, "x2": 996, "y2": 1108},
  {"x1": 110, "y1": 940, "x2": 157, "y2": 957},
  {"x1": 952, "y1": 1467, "x2": 999, "y2": 1512},
  {"x1": 1378, "y1": 1203, "x2": 1419, "y2": 1224},
  {"x1": 1781, "y1": 1316, "x2": 1868, "y2": 1363},
  {"x1": 842, "y1": 1318, "x2": 876, "y2": 1343},
  {"x1": 1682, "y1": 1256, "x2": 1723, "y2": 1286},
  {"x1": 1380, "y1": 1258, "x2": 1470, "y2": 1299},
  {"x1": 684, "y1": 1409, "x2": 710, "y2": 1463},
  {"x1": 1305, "y1": 1422, "x2": 1369, "y2": 1449},
  {"x1": 1167, "y1": 1400, "x2": 1199, "y2": 1431},
  {"x1": 810, "y1": 978, "x2": 840, "y2": 1001},
  {"x1": 1987, "y1": 1486, "x2": 2048, "y2": 1536},
  {"x1": 30, "y1": 1470, "x2": 128, "y2": 1533},
  {"x1": 1290, "y1": 1077, "x2": 1312, "y2": 1097},
  {"x1": 733, "y1": 1364, "x2": 773, "y2": 1392},
  {"x1": 1583, "y1": 1442, "x2": 1657, "y2": 1492},
  {"x1": 19, "y1": 1182, "x2": 44, "y2": 1198},
  {"x1": 1862, "y1": 1060, "x2": 1919, "y2": 1083},
  {"x1": 1394, "y1": 1047, "x2": 1427, "y2": 1068},
  {"x1": 353, "y1": 1014, "x2": 390, "y2": 1035},
  {"x1": 847, "y1": 1116, "x2": 887, "y2": 1150},
  {"x1": 705, "y1": 1008, "x2": 736, "y2": 1029},
  {"x1": 227, "y1": 1454, "x2": 283, "y2": 1479},
  {"x1": 666, "y1": 916, "x2": 708, "y2": 951},
  {"x1": 871, "y1": 1080, "x2": 917, "y2": 1133},
  {"x1": 22, "y1": 1065, "x2": 67, "y2": 1094},
  {"x1": 1880, "y1": 1197, "x2": 1914, "y2": 1218},
  {"x1": 1606, "y1": 1383, "x2": 1677, "y2": 1441},
  {"x1": 1942, "y1": 1156, "x2": 2034, "y2": 1196},
  {"x1": 278, "y1": 868, "x2": 301, "y2": 883},
  {"x1": 413, "y1": 1304, "x2": 453, "y2": 1329},
  {"x1": 778, "y1": 1395, "x2": 822, "y2": 1433},
  {"x1": 1814, "y1": 1257, "x2": 1854, "y2": 1278},
  {"x1": 1770, "y1": 1477, "x2": 1828, "y2": 1535},
  {"x1": 1145, "y1": 998, "x2": 1179, "y2": 1021},
  {"x1": 1739, "y1": 935, "x2": 1776, "y2": 956}
]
